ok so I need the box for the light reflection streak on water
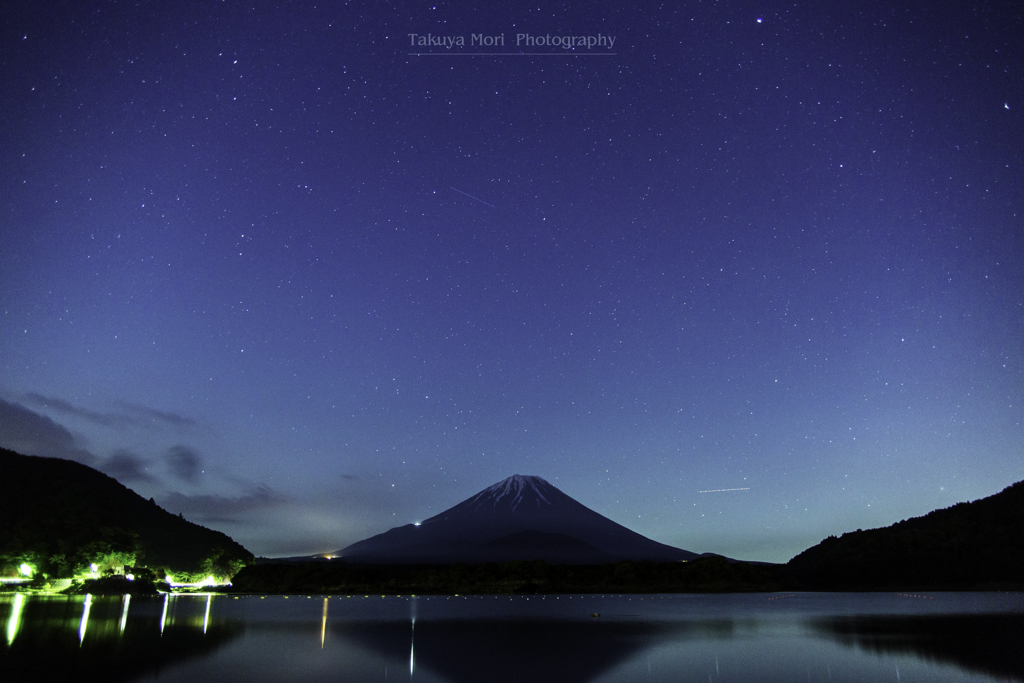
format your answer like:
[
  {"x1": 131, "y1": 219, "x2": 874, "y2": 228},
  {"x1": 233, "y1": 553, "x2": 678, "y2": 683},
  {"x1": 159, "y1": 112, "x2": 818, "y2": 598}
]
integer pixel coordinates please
[
  {"x1": 79, "y1": 594, "x2": 92, "y2": 644},
  {"x1": 321, "y1": 598, "x2": 328, "y2": 649},
  {"x1": 160, "y1": 594, "x2": 169, "y2": 634},
  {"x1": 409, "y1": 595, "x2": 418, "y2": 676},
  {"x1": 119, "y1": 594, "x2": 131, "y2": 634},
  {"x1": 203, "y1": 594, "x2": 212, "y2": 634},
  {"x1": 6, "y1": 593, "x2": 25, "y2": 645}
]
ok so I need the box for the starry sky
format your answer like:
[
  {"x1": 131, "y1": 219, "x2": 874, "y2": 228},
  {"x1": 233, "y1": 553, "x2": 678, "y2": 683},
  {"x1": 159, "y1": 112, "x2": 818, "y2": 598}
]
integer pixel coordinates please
[{"x1": 1, "y1": 1, "x2": 1021, "y2": 563}]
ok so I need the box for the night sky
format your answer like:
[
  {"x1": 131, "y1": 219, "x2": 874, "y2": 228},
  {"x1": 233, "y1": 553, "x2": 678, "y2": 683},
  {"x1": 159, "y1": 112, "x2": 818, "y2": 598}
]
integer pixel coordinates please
[{"x1": 2, "y1": 1, "x2": 1021, "y2": 563}]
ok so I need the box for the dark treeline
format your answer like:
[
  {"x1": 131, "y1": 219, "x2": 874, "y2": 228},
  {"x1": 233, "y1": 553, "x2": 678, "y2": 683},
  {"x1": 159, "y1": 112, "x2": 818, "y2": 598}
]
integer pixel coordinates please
[
  {"x1": 786, "y1": 480, "x2": 1024, "y2": 591},
  {"x1": 230, "y1": 555, "x2": 783, "y2": 594},
  {"x1": 232, "y1": 540, "x2": 1024, "y2": 594},
  {"x1": 0, "y1": 449, "x2": 253, "y2": 582}
]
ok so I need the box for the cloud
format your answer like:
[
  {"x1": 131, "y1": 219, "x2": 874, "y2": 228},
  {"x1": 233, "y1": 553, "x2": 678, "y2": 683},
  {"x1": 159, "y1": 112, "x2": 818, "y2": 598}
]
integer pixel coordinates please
[
  {"x1": 24, "y1": 393, "x2": 122, "y2": 427},
  {"x1": 119, "y1": 401, "x2": 197, "y2": 429},
  {"x1": 101, "y1": 449, "x2": 155, "y2": 483},
  {"x1": 161, "y1": 485, "x2": 289, "y2": 524},
  {"x1": 166, "y1": 445, "x2": 202, "y2": 483},
  {"x1": 25, "y1": 393, "x2": 197, "y2": 431},
  {"x1": 0, "y1": 398, "x2": 97, "y2": 465},
  {"x1": 0, "y1": 398, "x2": 166, "y2": 484}
]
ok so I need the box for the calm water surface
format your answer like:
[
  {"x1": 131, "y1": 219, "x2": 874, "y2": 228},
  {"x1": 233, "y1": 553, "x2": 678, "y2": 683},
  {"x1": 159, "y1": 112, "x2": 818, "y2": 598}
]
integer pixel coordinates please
[{"x1": 3, "y1": 591, "x2": 1022, "y2": 682}]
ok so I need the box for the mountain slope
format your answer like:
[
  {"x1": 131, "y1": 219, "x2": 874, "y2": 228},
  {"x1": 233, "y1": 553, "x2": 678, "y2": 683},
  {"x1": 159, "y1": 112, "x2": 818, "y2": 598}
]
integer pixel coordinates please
[
  {"x1": 0, "y1": 448, "x2": 253, "y2": 581},
  {"x1": 336, "y1": 475, "x2": 698, "y2": 564},
  {"x1": 786, "y1": 480, "x2": 1024, "y2": 589}
]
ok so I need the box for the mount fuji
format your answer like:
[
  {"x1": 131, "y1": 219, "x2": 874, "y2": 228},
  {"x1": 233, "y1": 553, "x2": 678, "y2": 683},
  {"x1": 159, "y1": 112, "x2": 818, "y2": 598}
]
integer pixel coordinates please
[{"x1": 334, "y1": 475, "x2": 699, "y2": 564}]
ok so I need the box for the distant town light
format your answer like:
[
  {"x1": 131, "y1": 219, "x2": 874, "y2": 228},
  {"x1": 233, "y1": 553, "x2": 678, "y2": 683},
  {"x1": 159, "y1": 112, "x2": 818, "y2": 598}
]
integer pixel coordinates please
[{"x1": 414, "y1": 522, "x2": 421, "y2": 526}]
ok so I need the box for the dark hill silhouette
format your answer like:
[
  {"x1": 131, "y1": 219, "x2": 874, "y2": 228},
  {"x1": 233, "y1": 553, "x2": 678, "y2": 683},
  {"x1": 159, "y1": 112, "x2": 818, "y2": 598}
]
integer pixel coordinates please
[
  {"x1": 787, "y1": 480, "x2": 1024, "y2": 589},
  {"x1": 335, "y1": 474, "x2": 698, "y2": 564},
  {"x1": 0, "y1": 448, "x2": 253, "y2": 581}
]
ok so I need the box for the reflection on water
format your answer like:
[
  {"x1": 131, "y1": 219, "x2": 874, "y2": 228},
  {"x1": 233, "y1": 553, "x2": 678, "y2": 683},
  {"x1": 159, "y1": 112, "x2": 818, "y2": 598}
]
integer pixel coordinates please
[
  {"x1": 813, "y1": 612, "x2": 1024, "y2": 682},
  {"x1": 79, "y1": 593, "x2": 92, "y2": 643},
  {"x1": 119, "y1": 594, "x2": 130, "y2": 634},
  {"x1": 1, "y1": 592, "x2": 1021, "y2": 682},
  {"x1": 5, "y1": 593, "x2": 25, "y2": 645},
  {"x1": 0, "y1": 593, "x2": 243, "y2": 682},
  {"x1": 321, "y1": 596, "x2": 328, "y2": 648},
  {"x1": 342, "y1": 617, "x2": 718, "y2": 683}
]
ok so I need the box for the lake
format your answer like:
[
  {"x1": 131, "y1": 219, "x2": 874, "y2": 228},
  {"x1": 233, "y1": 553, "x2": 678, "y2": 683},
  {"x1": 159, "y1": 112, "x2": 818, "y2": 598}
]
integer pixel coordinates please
[{"x1": 3, "y1": 591, "x2": 1022, "y2": 682}]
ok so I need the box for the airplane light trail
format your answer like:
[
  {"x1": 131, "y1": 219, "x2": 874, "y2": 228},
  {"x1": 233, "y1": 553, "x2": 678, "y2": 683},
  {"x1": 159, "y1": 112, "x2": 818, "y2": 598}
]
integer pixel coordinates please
[
  {"x1": 450, "y1": 186, "x2": 495, "y2": 208},
  {"x1": 698, "y1": 487, "x2": 751, "y2": 493}
]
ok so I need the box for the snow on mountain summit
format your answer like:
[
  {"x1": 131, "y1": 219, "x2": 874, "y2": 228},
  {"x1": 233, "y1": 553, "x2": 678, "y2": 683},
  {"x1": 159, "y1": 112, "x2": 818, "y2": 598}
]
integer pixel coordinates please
[
  {"x1": 475, "y1": 475, "x2": 552, "y2": 511},
  {"x1": 426, "y1": 474, "x2": 581, "y2": 522}
]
